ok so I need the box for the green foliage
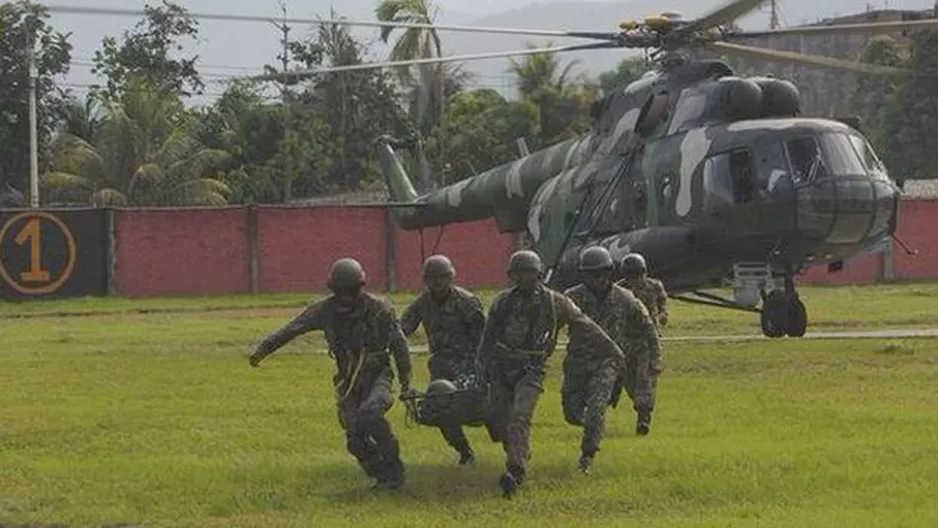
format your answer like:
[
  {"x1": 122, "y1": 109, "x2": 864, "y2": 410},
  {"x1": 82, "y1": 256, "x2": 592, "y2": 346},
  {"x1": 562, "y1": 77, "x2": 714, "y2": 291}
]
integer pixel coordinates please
[
  {"x1": 43, "y1": 76, "x2": 233, "y2": 206},
  {"x1": 91, "y1": 0, "x2": 202, "y2": 100},
  {"x1": 508, "y1": 47, "x2": 599, "y2": 147},
  {"x1": 0, "y1": 0, "x2": 72, "y2": 201},
  {"x1": 598, "y1": 56, "x2": 650, "y2": 95},
  {"x1": 852, "y1": 36, "x2": 908, "y2": 133},
  {"x1": 427, "y1": 89, "x2": 538, "y2": 181},
  {"x1": 872, "y1": 31, "x2": 938, "y2": 182}
]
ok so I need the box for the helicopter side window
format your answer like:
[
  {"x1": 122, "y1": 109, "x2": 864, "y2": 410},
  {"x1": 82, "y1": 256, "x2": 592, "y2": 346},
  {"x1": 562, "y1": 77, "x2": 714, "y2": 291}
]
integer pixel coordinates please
[
  {"x1": 785, "y1": 137, "x2": 829, "y2": 183},
  {"x1": 702, "y1": 148, "x2": 755, "y2": 210}
]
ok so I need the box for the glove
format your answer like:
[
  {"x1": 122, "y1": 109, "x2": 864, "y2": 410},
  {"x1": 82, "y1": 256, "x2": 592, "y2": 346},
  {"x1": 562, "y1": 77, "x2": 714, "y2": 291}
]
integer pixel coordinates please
[
  {"x1": 647, "y1": 359, "x2": 664, "y2": 377},
  {"x1": 659, "y1": 313, "x2": 669, "y2": 327}
]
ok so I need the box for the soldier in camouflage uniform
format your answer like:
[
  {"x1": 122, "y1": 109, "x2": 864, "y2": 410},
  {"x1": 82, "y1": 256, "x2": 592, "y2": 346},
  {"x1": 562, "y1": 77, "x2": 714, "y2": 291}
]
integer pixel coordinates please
[
  {"x1": 401, "y1": 254, "x2": 486, "y2": 465},
  {"x1": 562, "y1": 246, "x2": 659, "y2": 473},
  {"x1": 249, "y1": 258, "x2": 414, "y2": 490},
  {"x1": 616, "y1": 252, "x2": 667, "y2": 435},
  {"x1": 476, "y1": 249, "x2": 626, "y2": 499}
]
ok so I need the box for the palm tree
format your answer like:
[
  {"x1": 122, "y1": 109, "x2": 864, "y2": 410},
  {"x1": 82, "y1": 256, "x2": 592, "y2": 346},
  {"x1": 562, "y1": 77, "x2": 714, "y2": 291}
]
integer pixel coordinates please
[
  {"x1": 42, "y1": 77, "x2": 233, "y2": 206},
  {"x1": 376, "y1": 0, "x2": 445, "y2": 144}
]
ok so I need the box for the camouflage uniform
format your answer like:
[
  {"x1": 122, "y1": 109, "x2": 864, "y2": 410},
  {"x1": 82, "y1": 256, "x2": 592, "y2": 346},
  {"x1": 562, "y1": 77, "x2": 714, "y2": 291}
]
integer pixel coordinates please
[
  {"x1": 477, "y1": 283, "x2": 624, "y2": 488},
  {"x1": 617, "y1": 276, "x2": 667, "y2": 421},
  {"x1": 252, "y1": 292, "x2": 413, "y2": 487},
  {"x1": 562, "y1": 283, "x2": 658, "y2": 461},
  {"x1": 401, "y1": 285, "x2": 485, "y2": 461}
]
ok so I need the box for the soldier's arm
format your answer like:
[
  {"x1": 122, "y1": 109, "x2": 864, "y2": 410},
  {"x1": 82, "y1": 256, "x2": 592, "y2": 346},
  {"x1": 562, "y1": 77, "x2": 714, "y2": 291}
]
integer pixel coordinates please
[
  {"x1": 383, "y1": 304, "x2": 413, "y2": 391},
  {"x1": 655, "y1": 280, "x2": 669, "y2": 326},
  {"x1": 252, "y1": 301, "x2": 325, "y2": 362},
  {"x1": 475, "y1": 294, "x2": 505, "y2": 368},
  {"x1": 399, "y1": 296, "x2": 424, "y2": 337},
  {"x1": 622, "y1": 295, "x2": 661, "y2": 372},
  {"x1": 465, "y1": 295, "x2": 487, "y2": 348},
  {"x1": 555, "y1": 293, "x2": 626, "y2": 361}
]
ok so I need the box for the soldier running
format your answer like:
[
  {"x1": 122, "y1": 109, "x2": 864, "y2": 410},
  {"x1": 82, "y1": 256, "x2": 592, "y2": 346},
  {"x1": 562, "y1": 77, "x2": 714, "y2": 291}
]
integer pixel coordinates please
[
  {"x1": 562, "y1": 246, "x2": 660, "y2": 473},
  {"x1": 401, "y1": 254, "x2": 486, "y2": 465},
  {"x1": 476, "y1": 249, "x2": 626, "y2": 499},
  {"x1": 616, "y1": 252, "x2": 667, "y2": 435},
  {"x1": 249, "y1": 257, "x2": 414, "y2": 490}
]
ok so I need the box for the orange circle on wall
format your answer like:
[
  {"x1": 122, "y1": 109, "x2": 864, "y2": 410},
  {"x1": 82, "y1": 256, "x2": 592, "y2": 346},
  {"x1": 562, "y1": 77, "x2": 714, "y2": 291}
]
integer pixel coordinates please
[{"x1": 0, "y1": 211, "x2": 78, "y2": 295}]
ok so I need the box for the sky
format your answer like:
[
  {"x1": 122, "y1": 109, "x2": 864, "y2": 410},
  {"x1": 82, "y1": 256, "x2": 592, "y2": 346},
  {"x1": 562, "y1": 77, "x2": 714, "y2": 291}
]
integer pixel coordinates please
[{"x1": 43, "y1": 0, "x2": 935, "y2": 106}]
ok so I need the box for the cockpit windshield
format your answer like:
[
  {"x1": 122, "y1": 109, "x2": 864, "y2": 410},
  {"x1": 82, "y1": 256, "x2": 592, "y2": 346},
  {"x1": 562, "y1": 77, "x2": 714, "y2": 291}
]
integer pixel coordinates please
[
  {"x1": 784, "y1": 136, "x2": 828, "y2": 183},
  {"x1": 847, "y1": 134, "x2": 891, "y2": 180},
  {"x1": 819, "y1": 133, "x2": 867, "y2": 176}
]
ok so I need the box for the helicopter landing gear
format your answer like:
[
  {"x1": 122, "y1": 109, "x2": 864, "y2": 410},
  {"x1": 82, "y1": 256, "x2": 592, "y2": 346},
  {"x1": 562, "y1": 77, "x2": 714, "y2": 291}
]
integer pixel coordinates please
[{"x1": 760, "y1": 276, "x2": 807, "y2": 338}]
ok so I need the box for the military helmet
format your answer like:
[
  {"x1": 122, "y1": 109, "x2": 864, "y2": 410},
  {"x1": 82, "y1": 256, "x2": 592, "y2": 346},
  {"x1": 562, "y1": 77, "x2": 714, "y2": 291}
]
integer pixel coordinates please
[
  {"x1": 507, "y1": 250, "x2": 543, "y2": 274},
  {"x1": 578, "y1": 246, "x2": 614, "y2": 272},
  {"x1": 427, "y1": 378, "x2": 459, "y2": 395},
  {"x1": 422, "y1": 254, "x2": 455, "y2": 278},
  {"x1": 327, "y1": 257, "x2": 366, "y2": 290},
  {"x1": 620, "y1": 253, "x2": 647, "y2": 276}
]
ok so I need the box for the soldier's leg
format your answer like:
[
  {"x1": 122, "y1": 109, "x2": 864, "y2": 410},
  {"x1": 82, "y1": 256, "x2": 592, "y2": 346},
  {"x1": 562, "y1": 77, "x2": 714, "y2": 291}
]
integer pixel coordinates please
[
  {"x1": 486, "y1": 376, "x2": 514, "y2": 444},
  {"x1": 502, "y1": 371, "x2": 544, "y2": 494},
  {"x1": 357, "y1": 369, "x2": 403, "y2": 488},
  {"x1": 633, "y1": 373, "x2": 657, "y2": 435},
  {"x1": 561, "y1": 363, "x2": 587, "y2": 427},
  {"x1": 339, "y1": 397, "x2": 384, "y2": 480},
  {"x1": 430, "y1": 357, "x2": 474, "y2": 462},
  {"x1": 579, "y1": 360, "x2": 618, "y2": 472}
]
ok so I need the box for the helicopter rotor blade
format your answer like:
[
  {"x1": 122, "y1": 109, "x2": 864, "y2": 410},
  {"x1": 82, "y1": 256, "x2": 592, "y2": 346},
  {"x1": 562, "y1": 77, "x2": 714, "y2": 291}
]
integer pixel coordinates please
[
  {"x1": 729, "y1": 18, "x2": 938, "y2": 39},
  {"x1": 232, "y1": 42, "x2": 621, "y2": 83},
  {"x1": 707, "y1": 41, "x2": 911, "y2": 76},
  {"x1": 674, "y1": 0, "x2": 769, "y2": 34},
  {"x1": 45, "y1": 4, "x2": 620, "y2": 41}
]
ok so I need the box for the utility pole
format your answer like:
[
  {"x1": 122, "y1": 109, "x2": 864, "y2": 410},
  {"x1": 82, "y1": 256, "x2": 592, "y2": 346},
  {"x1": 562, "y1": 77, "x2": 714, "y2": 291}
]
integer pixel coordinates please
[
  {"x1": 27, "y1": 32, "x2": 39, "y2": 208},
  {"x1": 271, "y1": 1, "x2": 292, "y2": 202},
  {"x1": 770, "y1": 0, "x2": 780, "y2": 29}
]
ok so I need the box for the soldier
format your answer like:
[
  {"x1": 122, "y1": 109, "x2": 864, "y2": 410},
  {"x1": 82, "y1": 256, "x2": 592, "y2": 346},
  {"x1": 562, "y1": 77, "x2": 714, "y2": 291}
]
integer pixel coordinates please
[
  {"x1": 616, "y1": 252, "x2": 667, "y2": 435},
  {"x1": 248, "y1": 257, "x2": 414, "y2": 490},
  {"x1": 401, "y1": 254, "x2": 486, "y2": 465},
  {"x1": 562, "y1": 246, "x2": 660, "y2": 473},
  {"x1": 476, "y1": 249, "x2": 626, "y2": 499}
]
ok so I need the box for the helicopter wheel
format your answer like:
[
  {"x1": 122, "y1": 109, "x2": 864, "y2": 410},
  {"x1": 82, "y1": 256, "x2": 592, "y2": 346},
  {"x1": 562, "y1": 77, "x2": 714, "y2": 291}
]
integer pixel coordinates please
[
  {"x1": 760, "y1": 290, "x2": 789, "y2": 338},
  {"x1": 786, "y1": 295, "x2": 808, "y2": 337}
]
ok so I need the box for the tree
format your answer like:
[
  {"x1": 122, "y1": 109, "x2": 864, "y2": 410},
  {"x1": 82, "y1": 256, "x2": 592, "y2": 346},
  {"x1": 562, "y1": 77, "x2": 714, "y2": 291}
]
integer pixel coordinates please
[
  {"x1": 376, "y1": 0, "x2": 445, "y2": 138},
  {"x1": 91, "y1": 0, "x2": 203, "y2": 100},
  {"x1": 42, "y1": 76, "x2": 232, "y2": 206},
  {"x1": 508, "y1": 46, "x2": 596, "y2": 146},
  {"x1": 873, "y1": 30, "x2": 938, "y2": 183},
  {"x1": 851, "y1": 36, "x2": 908, "y2": 131},
  {"x1": 598, "y1": 57, "x2": 649, "y2": 95},
  {"x1": 0, "y1": 0, "x2": 72, "y2": 201},
  {"x1": 428, "y1": 88, "x2": 538, "y2": 181},
  {"x1": 287, "y1": 20, "x2": 410, "y2": 193}
]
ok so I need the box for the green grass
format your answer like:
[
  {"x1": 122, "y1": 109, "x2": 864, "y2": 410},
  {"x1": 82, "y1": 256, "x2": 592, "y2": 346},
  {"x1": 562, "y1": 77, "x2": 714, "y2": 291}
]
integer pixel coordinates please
[{"x1": 1, "y1": 283, "x2": 938, "y2": 526}]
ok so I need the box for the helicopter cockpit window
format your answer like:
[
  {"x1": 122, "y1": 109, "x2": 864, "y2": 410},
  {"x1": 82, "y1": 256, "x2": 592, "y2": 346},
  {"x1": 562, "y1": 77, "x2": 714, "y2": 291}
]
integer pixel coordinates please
[
  {"x1": 848, "y1": 133, "x2": 890, "y2": 180},
  {"x1": 785, "y1": 137, "x2": 829, "y2": 183},
  {"x1": 819, "y1": 133, "x2": 866, "y2": 176},
  {"x1": 703, "y1": 148, "x2": 755, "y2": 210}
]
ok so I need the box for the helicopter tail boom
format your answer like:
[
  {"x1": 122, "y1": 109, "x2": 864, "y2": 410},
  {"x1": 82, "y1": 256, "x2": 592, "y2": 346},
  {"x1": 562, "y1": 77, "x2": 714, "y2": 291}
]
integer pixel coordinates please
[{"x1": 376, "y1": 135, "x2": 594, "y2": 232}]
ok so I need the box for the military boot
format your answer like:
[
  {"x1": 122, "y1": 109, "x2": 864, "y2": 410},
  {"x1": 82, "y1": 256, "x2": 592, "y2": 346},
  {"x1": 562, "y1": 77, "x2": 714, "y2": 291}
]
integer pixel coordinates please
[
  {"x1": 499, "y1": 464, "x2": 525, "y2": 499},
  {"x1": 578, "y1": 454, "x2": 593, "y2": 474},
  {"x1": 636, "y1": 409, "x2": 652, "y2": 436}
]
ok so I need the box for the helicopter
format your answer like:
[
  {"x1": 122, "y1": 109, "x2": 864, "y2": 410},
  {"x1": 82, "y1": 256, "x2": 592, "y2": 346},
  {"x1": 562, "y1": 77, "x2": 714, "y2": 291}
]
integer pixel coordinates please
[{"x1": 248, "y1": 0, "x2": 936, "y2": 338}]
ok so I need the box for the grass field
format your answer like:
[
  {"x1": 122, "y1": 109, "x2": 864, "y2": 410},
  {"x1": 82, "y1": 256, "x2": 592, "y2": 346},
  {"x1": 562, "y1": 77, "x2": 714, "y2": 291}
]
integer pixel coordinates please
[{"x1": 2, "y1": 283, "x2": 938, "y2": 527}]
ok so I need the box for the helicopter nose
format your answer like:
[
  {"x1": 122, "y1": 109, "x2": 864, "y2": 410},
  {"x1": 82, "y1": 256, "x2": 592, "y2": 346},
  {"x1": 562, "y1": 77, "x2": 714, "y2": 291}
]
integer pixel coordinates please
[{"x1": 795, "y1": 175, "x2": 897, "y2": 246}]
